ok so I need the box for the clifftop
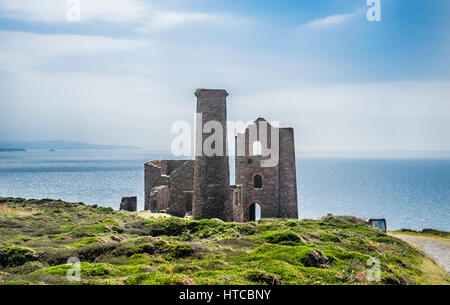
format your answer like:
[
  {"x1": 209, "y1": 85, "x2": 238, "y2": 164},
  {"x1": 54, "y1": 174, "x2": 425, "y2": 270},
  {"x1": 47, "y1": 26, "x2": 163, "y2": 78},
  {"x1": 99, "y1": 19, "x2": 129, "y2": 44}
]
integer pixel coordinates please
[{"x1": 0, "y1": 197, "x2": 448, "y2": 285}]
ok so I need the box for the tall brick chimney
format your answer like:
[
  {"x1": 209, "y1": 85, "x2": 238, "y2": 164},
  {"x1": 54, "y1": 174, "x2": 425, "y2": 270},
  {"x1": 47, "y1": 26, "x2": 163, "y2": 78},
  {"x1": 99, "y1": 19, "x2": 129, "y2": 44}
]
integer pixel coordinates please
[{"x1": 192, "y1": 89, "x2": 231, "y2": 221}]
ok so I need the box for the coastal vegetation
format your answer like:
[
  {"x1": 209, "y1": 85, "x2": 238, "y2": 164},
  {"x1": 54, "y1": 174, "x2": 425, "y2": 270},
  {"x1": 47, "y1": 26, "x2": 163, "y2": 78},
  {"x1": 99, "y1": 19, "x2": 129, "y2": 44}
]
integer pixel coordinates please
[
  {"x1": 0, "y1": 197, "x2": 448, "y2": 285},
  {"x1": 391, "y1": 228, "x2": 450, "y2": 239}
]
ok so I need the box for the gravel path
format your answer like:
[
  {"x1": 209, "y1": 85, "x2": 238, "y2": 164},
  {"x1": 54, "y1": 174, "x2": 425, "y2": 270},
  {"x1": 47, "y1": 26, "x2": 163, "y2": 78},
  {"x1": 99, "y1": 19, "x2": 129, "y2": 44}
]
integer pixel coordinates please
[{"x1": 391, "y1": 234, "x2": 450, "y2": 273}]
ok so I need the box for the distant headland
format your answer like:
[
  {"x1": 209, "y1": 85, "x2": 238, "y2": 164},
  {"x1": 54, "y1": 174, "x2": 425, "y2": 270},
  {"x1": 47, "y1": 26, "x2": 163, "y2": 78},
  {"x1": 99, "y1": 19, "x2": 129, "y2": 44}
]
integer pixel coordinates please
[
  {"x1": 0, "y1": 148, "x2": 26, "y2": 152},
  {"x1": 0, "y1": 140, "x2": 139, "y2": 150}
]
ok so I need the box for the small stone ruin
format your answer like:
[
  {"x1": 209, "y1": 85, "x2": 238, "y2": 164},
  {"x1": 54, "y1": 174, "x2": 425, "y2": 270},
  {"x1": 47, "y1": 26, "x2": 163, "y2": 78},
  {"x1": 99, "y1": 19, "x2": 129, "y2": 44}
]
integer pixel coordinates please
[{"x1": 120, "y1": 196, "x2": 137, "y2": 212}]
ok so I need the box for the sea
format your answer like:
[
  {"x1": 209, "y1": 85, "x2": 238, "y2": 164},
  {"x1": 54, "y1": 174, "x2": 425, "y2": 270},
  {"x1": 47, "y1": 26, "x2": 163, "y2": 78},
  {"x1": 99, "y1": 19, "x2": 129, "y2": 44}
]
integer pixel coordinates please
[{"x1": 0, "y1": 149, "x2": 449, "y2": 231}]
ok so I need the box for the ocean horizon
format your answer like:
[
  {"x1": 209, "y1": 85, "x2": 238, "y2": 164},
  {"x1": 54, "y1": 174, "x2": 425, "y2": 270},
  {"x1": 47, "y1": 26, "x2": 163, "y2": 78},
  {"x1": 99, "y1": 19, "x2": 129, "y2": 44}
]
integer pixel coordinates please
[{"x1": 0, "y1": 149, "x2": 449, "y2": 232}]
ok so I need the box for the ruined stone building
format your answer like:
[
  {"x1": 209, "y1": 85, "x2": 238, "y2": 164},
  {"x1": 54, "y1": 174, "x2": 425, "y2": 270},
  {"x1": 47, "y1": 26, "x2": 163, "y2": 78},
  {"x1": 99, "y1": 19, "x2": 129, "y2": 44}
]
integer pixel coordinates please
[
  {"x1": 120, "y1": 196, "x2": 137, "y2": 212},
  {"x1": 144, "y1": 89, "x2": 298, "y2": 222},
  {"x1": 234, "y1": 118, "x2": 298, "y2": 221}
]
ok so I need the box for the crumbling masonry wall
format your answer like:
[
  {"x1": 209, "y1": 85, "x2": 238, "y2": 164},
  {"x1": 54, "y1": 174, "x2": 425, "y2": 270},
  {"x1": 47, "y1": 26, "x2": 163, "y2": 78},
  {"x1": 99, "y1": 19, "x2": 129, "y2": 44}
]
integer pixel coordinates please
[
  {"x1": 144, "y1": 160, "x2": 194, "y2": 216},
  {"x1": 167, "y1": 160, "x2": 195, "y2": 216},
  {"x1": 150, "y1": 185, "x2": 169, "y2": 212},
  {"x1": 120, "y1": 196, "x2": 137, "y2": 212},
  {"x1": 230, "y1": 185, "x2": 244, "y2": 222}
]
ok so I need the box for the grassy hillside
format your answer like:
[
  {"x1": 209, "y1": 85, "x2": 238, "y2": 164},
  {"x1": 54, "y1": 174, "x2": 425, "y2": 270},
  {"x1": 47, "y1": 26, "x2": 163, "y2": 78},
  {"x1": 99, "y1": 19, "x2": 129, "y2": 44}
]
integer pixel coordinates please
[{"x1": 0, "y1": 197, "x2": 448, "y2": 285}]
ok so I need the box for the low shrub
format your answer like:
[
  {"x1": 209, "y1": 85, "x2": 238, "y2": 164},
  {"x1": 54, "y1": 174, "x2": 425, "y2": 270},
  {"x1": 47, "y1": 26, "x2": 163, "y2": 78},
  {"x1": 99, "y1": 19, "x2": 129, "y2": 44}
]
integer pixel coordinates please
[
  {"x1": 261, "y1": 230, "x2": 302, "y2": 244},
  {"x1": 127, "y1": 243, "x2": 155, "y2": 256},
  {"x1": 125, "y1": 272, "x2": 173, "y2": 285},
  {"x1": 34, "y1": 262, "x2": 116, "y2": 277},
  {"x1": 319, "y1": 232, "x2": 341, "y2": 243},
  {"x1": 169, "y1": 243, "x2": 194, "y2": 258},
  {"x1": 154, "y1": 240, "x2": 194, "y2": 258},
  {"x1": 145, "y1": 217, "x2": 186, "y2": 236},
  {"x1": 76, "y1": 243, "x2": 124, "y2": 262},
  {"x1": 70, "y1": 237, "x2": 99, "y2": 248},
  {"x1": 244, "y1": 245, "x2": 328, "y2": 268},
  {"x1": 246, "y1": 270, "x2": 281, "y2": 285},
  {"x1": 421, "y1": 229, "x2": 450, "y2": 238},
  {"x1": 0, "y1": 246, "x2": 38, "y2": 267}
]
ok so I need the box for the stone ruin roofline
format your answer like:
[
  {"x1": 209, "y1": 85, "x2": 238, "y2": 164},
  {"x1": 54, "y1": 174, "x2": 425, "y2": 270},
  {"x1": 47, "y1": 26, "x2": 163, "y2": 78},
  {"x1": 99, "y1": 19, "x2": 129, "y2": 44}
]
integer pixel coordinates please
[
  {"x1": 168, "y1": 160, "x2": 194, "y2": 177},
  {"x1": 235, "y1": 117, "x2": 294, "y2": 137},
  {"x1": 144, "y1": 159, "x2": 194, "y2": 177},
  {"x1": 195, "y1": 88, "x2": 229, "y2": 98},
  {"x1": 144, "y1": 159, "x2": 191, "y2": 165}
]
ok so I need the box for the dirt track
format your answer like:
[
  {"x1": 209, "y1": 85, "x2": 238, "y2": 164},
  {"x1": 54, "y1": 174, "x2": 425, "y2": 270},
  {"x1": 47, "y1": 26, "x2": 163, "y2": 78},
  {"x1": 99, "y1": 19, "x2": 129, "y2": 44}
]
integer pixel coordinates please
[{"x1": 390, "y1": 234, "x2": 450, "y2": 274}]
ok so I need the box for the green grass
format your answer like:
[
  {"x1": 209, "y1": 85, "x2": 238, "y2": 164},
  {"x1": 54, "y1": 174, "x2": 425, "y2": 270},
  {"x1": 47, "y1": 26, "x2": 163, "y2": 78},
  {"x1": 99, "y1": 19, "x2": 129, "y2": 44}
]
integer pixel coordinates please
[
  {"x1": 390, "y1": 228, "x2": 450, "y2": 239},
  {"x1": 0, "y1": 197, "x2": 448, "y2": 285},
  {"x1": 70, "y1": 237, "x2": 100, "y2": 248}
]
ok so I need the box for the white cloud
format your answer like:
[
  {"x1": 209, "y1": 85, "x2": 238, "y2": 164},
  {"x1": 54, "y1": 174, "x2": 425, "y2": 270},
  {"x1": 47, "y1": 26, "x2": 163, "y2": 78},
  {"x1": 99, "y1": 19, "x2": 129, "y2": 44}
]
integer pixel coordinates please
[
  {"x1": 0, "y1": 0, "x2": 231, "y2": 31},
  {"x1": 0, "y1": 30, "x2": 186, "y2": 149},
  {"x1": 81, "y1": 0, "x2": 148, "y2": 22},
  {"x1": 2, "y1": 30, "x2": 449, "y2": 153},
  {"x1": 0, "y1": 31, "x2": 150, "y2": 74},
  {"x1": 232, "y1": 82, "x2": 450, "y2": 152},
  {"x1": 0, "y1": 31, "x2": 149, "y2": 54},
  {"x1": 297, "y1": 12, "x2": 356, "y2": 30},
  {"x1": 149, "y1": 10, "x2": 216, "y2": 29},
  {"x1": 0, "y1": 68, "x2": 186, "y2": 147},
  {"x1": 0, "y1": 0, "x2": 147, "y2": 22}
]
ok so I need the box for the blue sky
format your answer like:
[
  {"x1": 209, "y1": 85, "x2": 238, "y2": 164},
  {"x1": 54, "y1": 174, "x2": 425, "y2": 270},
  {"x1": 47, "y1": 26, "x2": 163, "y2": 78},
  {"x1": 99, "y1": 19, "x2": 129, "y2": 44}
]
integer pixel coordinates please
[{"x1": 0, "y1": 0, "x2": 449, "y2": 152}]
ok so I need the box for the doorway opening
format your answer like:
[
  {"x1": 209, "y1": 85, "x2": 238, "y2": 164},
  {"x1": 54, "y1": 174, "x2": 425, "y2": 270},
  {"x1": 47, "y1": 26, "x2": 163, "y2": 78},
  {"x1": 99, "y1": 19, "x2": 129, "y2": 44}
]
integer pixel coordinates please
[
  {"x1": 249, "y1": 202, "x2": 261, "y2": 221},
  {"x1": 184, "y1": 191, "x2": 193, "y2": 216}
]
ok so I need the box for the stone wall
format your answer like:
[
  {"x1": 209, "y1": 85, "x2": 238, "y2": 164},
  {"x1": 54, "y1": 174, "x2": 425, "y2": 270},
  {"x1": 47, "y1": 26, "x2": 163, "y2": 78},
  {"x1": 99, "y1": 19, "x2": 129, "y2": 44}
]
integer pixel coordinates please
[
  {"x1": 120, "y1": 196, "x2": 137, "y2": 212},
  {"x1": 144, "y1": 160, "x2": 192, "y2": 213},
  {"x1": 193, "y1": 89, "x2": 231, "y2": 221},
  {"x1": 278, "y1": 128, "x2": 298, "y2": 219},
  {"x1": 149, "y1": 185, "x2": 169, "y2": 212},
  {"x1": 230, "y1": 185, "x2": 244, "y2": 222},
  {"x1": 144, "y1": 161, "x2": 168, "y2": 210},
  {"x1": 157, "y1": 160, "x2": 189, "y2": 176},
  {"x1": 167, "y1": 160, "x2": 195, "y2": 216}
]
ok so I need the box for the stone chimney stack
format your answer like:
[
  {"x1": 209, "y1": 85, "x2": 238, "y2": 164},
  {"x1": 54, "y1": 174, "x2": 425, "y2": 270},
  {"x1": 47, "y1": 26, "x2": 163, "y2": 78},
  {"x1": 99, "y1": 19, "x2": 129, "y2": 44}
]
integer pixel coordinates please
[{"x1": 192, "y1": 89, "x2": 231, "y2": 221}]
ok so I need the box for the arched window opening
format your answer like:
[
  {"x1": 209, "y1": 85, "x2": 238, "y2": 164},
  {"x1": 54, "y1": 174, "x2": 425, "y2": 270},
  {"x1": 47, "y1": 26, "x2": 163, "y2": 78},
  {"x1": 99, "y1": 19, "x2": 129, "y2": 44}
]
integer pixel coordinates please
[
  {"x1": 253, "y1": 174, "x2": 263, "y2": 189},
  {"x1": 249, "y1": 202, "x2": 261, "y2": 221},
  {"x1": 252, "y1": 141, "x2": 262, "y2": 156}
]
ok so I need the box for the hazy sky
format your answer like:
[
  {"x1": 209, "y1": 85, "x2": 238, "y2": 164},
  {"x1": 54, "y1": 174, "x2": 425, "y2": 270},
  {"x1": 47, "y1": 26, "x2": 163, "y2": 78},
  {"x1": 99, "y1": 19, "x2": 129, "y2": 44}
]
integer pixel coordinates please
[{"x1": 0, "y1": 0, "x2": 449, "y2": 151}]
